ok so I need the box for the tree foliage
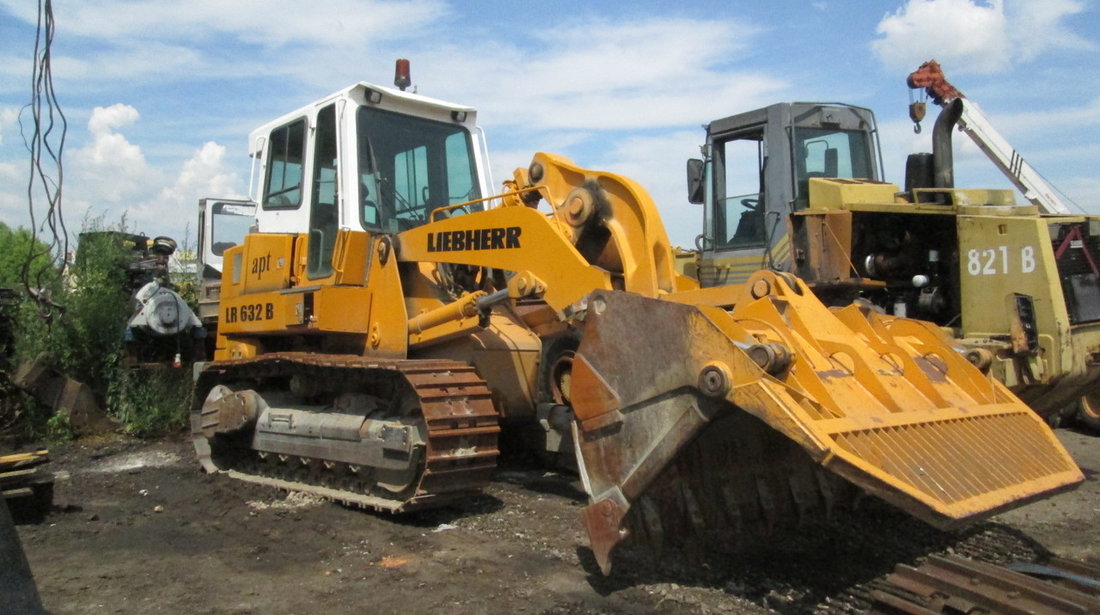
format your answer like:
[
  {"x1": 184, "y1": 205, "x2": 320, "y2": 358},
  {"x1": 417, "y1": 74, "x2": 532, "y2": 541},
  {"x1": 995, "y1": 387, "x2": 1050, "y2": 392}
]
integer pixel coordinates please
[
  {"x1": 4, "y1": 217, "x2": 192, "y2": 440},
  {"x1": 0, "y1": 222, "x2": 58, "y2": 287}
]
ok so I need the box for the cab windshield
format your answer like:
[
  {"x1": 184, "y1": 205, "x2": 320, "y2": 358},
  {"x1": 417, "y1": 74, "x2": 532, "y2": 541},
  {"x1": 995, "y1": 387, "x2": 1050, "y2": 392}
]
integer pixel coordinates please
[
  {"x1": 792, "y1": 127, "x2": 873, "y2": 210},
  {"x1": 357, "y1": 107, "x2": 482, "y2": 232}
]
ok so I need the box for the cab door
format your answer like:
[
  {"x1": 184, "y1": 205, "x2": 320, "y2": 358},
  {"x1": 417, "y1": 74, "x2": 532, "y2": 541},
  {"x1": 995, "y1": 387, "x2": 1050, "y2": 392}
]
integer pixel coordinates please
[{"x1": 306, "y1": 103, "x2": 340, "y2": 279}]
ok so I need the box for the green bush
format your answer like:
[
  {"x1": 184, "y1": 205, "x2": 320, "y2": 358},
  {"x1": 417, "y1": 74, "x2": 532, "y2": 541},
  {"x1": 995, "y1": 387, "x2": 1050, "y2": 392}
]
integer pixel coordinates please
[
  {"x1": 0, "y1": 223, "x2": 61, "y2": 439},
  {"x1": 109, "y1": 367, "x2": 192, "y2": 438},
  {"x1": 3, "y1": 217, "x2": 193, "y2": 440},
  {"x1": 53, "y1": 227, "x2": 132, "y2": 390},
  {"x1": 45, "y1": 410, "x2": 74, "y2": 442},
  {"x1": 12, "y1": 218, "x2": 131, "y2": 394},
  {"x1": 0, "y1": 222, "x2": 57, "y2": 287},
  {"x1": 0, "y1": 375, "x2": 46, "y2": 441}
]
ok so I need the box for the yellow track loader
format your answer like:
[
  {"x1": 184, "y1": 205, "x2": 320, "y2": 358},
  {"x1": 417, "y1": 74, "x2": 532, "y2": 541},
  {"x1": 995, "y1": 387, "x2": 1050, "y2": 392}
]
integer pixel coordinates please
[{"x1": 193, "y1": 68, "x2": 1082, "y2": 574}]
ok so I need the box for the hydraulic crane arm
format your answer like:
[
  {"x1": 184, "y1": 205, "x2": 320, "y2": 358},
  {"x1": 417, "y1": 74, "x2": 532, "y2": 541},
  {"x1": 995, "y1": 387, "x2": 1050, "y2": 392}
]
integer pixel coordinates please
[{"x1": 908, "y1": 60, "x2": 1071, "y2": 214}]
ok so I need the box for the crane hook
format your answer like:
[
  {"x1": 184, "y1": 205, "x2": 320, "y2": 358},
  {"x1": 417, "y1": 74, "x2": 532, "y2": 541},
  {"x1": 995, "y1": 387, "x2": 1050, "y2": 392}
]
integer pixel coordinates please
[{"x1": 909, "y1": 101, "x2": 926, "y2": 134}]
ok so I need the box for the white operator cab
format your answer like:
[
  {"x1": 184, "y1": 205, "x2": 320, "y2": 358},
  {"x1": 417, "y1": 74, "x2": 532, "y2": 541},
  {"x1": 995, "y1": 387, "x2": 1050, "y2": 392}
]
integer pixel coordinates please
[{"x1": 247, "y1": 82, "x2": 495, "y2": 280}]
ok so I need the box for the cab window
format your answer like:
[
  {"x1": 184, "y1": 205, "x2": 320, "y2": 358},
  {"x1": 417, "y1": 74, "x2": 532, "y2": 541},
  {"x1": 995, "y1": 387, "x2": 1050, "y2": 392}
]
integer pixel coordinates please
[
  {"x1": 210, "y1": 202, "x2": 255, "y2": 256},
  {"x1": 263, "y1": 118, "x2": 307, "y2": 209}
]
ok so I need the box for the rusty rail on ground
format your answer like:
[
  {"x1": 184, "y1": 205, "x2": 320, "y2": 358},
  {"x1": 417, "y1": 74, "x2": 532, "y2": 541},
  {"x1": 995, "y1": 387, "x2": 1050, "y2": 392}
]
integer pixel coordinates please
[{"x1": 869, "y1": 554, "x2": 1100, "y2": 614}]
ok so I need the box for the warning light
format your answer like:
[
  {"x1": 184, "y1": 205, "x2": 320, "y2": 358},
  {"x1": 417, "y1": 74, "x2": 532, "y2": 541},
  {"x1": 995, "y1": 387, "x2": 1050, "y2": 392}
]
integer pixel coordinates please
[{"x1": 394, "y1": 59, "x2": 411, "y2": 91}]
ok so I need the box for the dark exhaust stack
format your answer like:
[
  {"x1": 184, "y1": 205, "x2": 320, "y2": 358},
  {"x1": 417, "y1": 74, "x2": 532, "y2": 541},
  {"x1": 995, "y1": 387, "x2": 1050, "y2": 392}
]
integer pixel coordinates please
[{"x1": 932, "y1": 98, "x2": 964, "y2": 190}]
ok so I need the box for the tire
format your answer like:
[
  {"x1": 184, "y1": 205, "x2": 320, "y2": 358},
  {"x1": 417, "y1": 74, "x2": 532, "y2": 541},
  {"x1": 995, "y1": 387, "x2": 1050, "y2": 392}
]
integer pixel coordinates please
[{"x1": 1076, "y1": 392, "x2": 1100, "y2": 434}]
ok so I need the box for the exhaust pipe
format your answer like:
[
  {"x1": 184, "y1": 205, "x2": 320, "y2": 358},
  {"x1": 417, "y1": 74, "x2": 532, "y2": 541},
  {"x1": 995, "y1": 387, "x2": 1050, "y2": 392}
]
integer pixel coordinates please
[{"x1": 932, "y1": 98, "x2": 963, "y2": 190}]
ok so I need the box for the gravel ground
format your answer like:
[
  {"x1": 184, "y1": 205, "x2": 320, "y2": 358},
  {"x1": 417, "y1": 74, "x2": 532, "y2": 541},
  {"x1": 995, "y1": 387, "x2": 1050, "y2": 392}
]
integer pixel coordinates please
[{"x1": 10, "y1": 426, "x2": 1099, "y2": 614}]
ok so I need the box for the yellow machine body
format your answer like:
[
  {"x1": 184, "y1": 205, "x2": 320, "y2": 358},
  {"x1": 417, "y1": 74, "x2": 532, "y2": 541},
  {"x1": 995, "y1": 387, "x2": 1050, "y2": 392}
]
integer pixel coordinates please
[{"x1": 195, "y1": 84, "x2": 1082, "y2": 575}]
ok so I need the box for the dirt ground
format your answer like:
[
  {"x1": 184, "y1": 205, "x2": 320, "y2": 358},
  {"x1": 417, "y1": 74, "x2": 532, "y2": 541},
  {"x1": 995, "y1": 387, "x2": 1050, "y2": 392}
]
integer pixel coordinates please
[{"x1": 11, "y1": 426, "x2": 1100, "y2": 615}]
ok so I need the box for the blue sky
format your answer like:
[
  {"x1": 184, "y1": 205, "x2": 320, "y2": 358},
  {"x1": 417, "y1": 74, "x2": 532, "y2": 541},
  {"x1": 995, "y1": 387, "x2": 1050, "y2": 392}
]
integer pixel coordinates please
[{"x1": 1, "y1": 0, "x2": 1097, "y2": 248}]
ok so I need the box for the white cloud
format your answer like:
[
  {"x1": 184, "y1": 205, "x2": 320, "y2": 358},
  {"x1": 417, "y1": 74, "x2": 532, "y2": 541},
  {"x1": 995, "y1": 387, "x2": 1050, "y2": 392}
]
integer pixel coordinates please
[
  {"x1": 1056, "y1": 176, "x2": 1100, "y2": 215},
  {"x1": 873, "y1": 0, "x2": 1010, "y2": 74},
  {"x1": 0, "y1": 160, "x2": 25, "y2": 225},
  {"x1": 0, "y1": 0, "x2": 448, "y2": 48},
  {"x1": 4, "y1": 2, "x2": 786, "y2": 135},
  {"x1": 0, "y1": 104, "x2": 163, "y2": 235},
  {"x1": 415, "y1": 18, "x2": 783, "y2": 132},
  {"x1": 872, "y1": 0, "x2": 1094, "y2": 74},
  {"x1": 0, "y1": 54, "x2": 26, "y2": 85},
  {"x1": 3, "y1": 0, "x2": 783, "y2": 133},
  {"x1": 0, "y1": 107, "x2": 18, "y2": 145},
  {"x1": 0, "y1": 160, "x2": 17, "y2": 181},
  {"x1": 52, "y1": 43, "x2": 207, "y2": 84},
  {"x1": 976, "y1": 96, "x2": 1100, "y2": 135},
  {"x1": 520, "y1": 19, "x2": 751, "y2": 95},
  {"x1": 70, "y1": 104, "x2": 158, "y2": 204},
  {"x1": 0, "y1": 0, "x2": 449, "y2": 88},
  {"x1": 0, "y1": 5, "x2": 787, "y2": 245},
  {"x1": 87, "y1": 103, "x2": 139, "y2": 137},
  {"x1": 60, "y1": 110, "x2": 245, "y2": 238},
  {"x1": 138, "y1": 142, "x2": 245, "y2": 230},
  {"x1": 1007, "y1": 0, "x2": 1096, "y2": 60}
]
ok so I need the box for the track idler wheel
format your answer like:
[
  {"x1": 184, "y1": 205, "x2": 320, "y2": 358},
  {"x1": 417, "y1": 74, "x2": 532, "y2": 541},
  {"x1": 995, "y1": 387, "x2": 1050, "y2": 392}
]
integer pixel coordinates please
[{"x1": 200, "y1": 385, "x2": 266, "y2": 438}]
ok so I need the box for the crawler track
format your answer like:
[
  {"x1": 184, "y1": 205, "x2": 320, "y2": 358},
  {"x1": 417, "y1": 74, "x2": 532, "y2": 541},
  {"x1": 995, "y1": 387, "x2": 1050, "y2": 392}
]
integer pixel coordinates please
[{"x1": 192, "y1": 353, "x2": 500, "y2": 513}]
